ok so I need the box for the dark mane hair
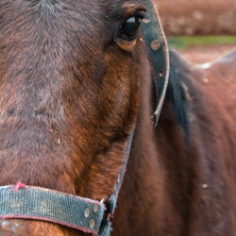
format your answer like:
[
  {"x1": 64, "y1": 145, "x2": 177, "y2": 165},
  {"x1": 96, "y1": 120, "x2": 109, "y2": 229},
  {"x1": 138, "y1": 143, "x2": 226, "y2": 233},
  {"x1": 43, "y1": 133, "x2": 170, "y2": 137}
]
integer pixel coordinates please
[{"x1": 166, "y1": 49, "x2": 191, "y2": 136}]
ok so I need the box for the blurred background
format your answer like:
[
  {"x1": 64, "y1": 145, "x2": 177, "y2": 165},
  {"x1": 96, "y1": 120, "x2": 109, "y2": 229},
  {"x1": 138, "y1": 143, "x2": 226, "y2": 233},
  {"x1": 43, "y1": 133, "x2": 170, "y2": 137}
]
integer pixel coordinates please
[{"x1": 153, "y1": 0, "x2": 236, "y2": 64}]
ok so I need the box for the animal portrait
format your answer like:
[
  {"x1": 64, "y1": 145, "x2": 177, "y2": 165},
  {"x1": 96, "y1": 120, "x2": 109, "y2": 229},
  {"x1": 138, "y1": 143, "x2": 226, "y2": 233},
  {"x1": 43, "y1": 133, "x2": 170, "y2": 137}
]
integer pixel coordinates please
[{"x1": 0, "y1": 0, "x2": 235, "y2": 235}]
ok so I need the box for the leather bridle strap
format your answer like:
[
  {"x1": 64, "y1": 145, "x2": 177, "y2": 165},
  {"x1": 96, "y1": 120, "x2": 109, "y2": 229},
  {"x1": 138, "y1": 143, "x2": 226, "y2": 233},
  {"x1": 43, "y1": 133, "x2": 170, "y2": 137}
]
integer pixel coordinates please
[{"x1": 141, "y1": 0, "x2": 170, "y2": 126}]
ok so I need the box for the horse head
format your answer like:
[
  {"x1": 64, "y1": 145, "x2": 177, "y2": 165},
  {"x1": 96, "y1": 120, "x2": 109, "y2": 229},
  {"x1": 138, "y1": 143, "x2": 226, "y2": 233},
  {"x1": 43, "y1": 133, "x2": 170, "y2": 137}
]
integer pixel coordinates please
[{"x1": 0, "y1": 0, "x2": 168, "y2": 235}]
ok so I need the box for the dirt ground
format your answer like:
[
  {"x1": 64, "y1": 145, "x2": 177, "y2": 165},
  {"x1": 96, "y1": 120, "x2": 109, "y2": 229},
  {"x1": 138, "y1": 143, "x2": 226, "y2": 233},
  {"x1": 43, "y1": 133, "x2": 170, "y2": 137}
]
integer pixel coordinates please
[
  {"x1": 153, "y1": 0, "x2": 236, "y2": 35},
  {"x1": 176, "y1": 45, "x2": 236, "y2": 65}
]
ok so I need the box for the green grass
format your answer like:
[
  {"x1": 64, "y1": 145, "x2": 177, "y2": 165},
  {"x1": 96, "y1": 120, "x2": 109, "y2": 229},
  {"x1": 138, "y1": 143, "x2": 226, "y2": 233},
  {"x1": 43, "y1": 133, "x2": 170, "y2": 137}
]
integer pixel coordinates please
[{"x1": 167, "y1": 35, "x2": 236, "y2": 50}]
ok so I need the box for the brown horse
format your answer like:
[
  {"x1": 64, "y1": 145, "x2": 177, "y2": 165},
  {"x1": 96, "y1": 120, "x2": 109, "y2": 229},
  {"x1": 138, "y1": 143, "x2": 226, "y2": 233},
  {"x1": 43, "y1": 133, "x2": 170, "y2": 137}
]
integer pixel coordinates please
[{"x1": 0, "y1": 0, "x2": 236, "y2": 235}]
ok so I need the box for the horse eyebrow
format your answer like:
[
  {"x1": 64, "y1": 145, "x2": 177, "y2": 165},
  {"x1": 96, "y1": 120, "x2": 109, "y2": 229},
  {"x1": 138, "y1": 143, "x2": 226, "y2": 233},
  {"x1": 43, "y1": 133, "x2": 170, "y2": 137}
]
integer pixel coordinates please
[
  {"x1": 121, "y1": 2, "x2": 147, "y2": 17},
  {"x1": 107, "y1": 1, "x2": 147, "y2": 20}
]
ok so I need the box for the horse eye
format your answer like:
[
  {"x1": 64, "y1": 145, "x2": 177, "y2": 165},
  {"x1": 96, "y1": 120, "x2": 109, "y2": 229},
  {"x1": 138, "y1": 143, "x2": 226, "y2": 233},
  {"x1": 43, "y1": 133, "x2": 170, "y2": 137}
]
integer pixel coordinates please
[{"x1": 121, "y1": 17, "x2": 142, "y2": 38}]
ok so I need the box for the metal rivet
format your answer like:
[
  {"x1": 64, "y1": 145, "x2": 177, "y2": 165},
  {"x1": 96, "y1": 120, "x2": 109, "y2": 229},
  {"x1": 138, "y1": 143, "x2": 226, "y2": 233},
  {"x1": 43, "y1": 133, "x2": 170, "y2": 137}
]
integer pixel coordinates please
[
  {"x1": 100, "y1": 198, "x2": 105, "y2": 204},
  {"x1": 93, "y1": 205, "x2": 99, "y2": 213},
  {"x1": 90, "y1": 219, "x2": 95, "y2": 229},
  {"x1": 84, "y1": 208, "x2": 90, "y2": 218},
  {"x1": 151, "y1": 40, "x2": 160, "y2": 51}
]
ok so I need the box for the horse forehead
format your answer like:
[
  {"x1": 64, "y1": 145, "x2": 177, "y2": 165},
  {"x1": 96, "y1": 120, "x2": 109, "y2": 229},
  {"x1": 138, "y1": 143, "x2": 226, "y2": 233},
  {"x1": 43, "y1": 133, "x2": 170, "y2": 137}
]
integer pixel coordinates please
[
  {"x1": 0, "y1": 0, "x2": 147, "y2": 47},
  {"x1": 0, "y1": 1, "x2": 104, "y2": 29},
  {"x1": 0, "y1": 0, "x2": 144, "y2": 15},
  {"x1": 0, "y1": 0, "x2": 147, "y2": 21},
  {"x1": 0, "y1": 2, "x2": 105, "y2": 67}
]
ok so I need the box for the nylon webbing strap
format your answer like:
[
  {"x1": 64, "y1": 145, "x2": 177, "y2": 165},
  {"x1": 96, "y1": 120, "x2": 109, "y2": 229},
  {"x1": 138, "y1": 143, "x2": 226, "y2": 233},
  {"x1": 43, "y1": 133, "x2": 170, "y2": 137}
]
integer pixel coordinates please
[
  {"x1": 0, "y1": 186, "x2": 105, "y2": 234},
  {"x1": 141, "y1": 0, "x2": 170, "y2": 126}
]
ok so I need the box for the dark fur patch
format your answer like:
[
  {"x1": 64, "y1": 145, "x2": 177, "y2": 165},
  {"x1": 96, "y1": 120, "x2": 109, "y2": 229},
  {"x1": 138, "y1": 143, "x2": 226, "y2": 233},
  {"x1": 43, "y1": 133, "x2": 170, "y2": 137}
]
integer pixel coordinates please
[{"x1": 166, "y1": 49, "x2": 190, "y2": 136}]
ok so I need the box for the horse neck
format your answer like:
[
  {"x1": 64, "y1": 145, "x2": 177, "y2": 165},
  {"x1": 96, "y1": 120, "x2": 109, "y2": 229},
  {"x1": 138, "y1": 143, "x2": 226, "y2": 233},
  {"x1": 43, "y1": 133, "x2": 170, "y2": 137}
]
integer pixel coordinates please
[
  {"x1": 113, "y1": 49, "x2": 236, "y2": 235},
  {"x1": 112, "y1": 48, "x2": 196, "y2": 235},
  {"x1": 113, "y1": 75, "x2": 198, "y2": 235},
  {"x1": 157, "y1": 76, "x2": 236, "y2": 235},
  {"x1": 153, "y1": 51, "x2": 236, "y2": 235}
]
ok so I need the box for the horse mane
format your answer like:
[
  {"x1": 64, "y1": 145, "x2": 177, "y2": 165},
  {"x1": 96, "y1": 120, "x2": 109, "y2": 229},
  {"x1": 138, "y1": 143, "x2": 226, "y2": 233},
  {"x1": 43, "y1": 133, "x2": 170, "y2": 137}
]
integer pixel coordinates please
[{"x1": 165, "y1": 49, "x2": 191, "y2": 136}]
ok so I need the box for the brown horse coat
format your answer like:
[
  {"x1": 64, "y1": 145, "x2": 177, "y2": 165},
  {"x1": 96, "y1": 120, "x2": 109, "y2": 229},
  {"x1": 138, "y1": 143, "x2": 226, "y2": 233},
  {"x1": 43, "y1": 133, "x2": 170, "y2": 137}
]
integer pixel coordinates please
[
  {"x1": 113, "y1": 49, "x2": 236, "y2": 236},
  {"x1": 0, "y1": 0, "x2": 235, "y2": 235}
]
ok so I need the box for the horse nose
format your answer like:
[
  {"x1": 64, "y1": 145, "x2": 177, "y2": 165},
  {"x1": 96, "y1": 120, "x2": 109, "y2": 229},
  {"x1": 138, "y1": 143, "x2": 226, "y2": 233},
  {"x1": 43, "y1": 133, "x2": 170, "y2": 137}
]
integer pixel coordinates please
[{"x1": 0, "y1": 219, "x2": 83, "y2": 236}]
